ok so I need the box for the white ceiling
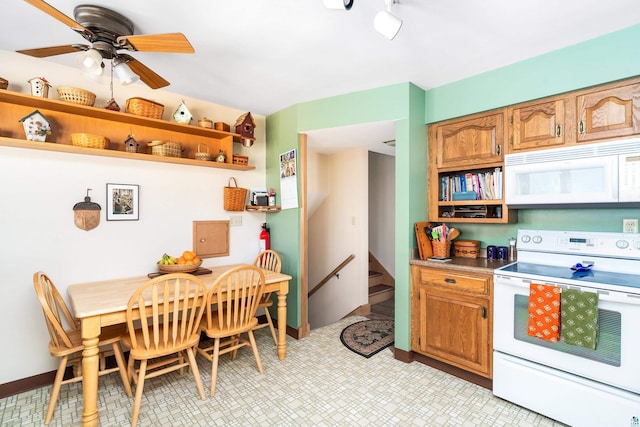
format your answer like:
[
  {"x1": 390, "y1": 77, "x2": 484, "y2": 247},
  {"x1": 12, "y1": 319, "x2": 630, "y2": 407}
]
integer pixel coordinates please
[{"x1": 2, "y1": 1, "x2": 639, "y2": 155}]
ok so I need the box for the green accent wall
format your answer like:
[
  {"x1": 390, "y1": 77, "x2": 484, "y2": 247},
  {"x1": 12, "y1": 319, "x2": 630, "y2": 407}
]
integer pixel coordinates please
[
  {"x1": 266, "y1": 83, "x2": 427, "y2": 350},
  {"x1": 267, "y1": 23, "x2": 640, "y2": 353}
]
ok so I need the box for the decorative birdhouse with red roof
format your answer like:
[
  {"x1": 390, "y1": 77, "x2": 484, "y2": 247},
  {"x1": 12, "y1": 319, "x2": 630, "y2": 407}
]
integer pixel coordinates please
[{"x1": 234, "y1": 112, "x2": 255, "y2": 147}]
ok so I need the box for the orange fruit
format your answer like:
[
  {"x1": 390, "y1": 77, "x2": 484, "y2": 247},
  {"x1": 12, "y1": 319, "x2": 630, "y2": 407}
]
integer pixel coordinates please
[
  {"x1": 176, "y1": 257, "x2": 186, "y2": 265},
  {"x1": 182, "y1": 250, "x2": 196, "y2": 261}
]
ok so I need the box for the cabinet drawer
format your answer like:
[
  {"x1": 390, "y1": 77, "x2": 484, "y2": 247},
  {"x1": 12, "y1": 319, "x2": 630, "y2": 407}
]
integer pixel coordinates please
[{"x1": 418, "y1": 268, "x2": 489, "y2": 295}]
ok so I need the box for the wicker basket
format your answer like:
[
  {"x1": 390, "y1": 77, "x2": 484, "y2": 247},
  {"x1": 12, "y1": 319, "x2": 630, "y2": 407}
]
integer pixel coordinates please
[
  {"x1": 432, "y1": 240, "x2": 451, "y2": 258},
  {"x1": 71, "y1": 133, "x2": 109, "y2": 149},
  {"x1": 453, "y1": 239, "x2": 480, "y2": 258},
  {"x1": 157, "y1": 260, "x2": 202, "y2": 273},
  {"x1": 195, "y1": 143, "x2": 212, "y2": 161},
  {"x1": 149, "y1": 140, "x2": 182, "y2": 157},
  {"x1": 125, "y1": 97, "x2": 164, "y2": 119},
  {"x1": 57, "y1": 87, "x2": 96, "y2": 106},
  {"x1": 224, "y1": 177, "x2": 247, "y2": 211}
]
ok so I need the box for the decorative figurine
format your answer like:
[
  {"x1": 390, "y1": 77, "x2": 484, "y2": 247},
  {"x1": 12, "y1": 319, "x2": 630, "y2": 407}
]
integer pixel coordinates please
[
  {"x1": 28, "y1": 77, "x2": 51, "y2": 98},
  {"x1": 215, "y1": 149, "x2": 226, "y2": 163},
  {"x1": 19, "y1": 109, "x2": 51, "y2": 142}
]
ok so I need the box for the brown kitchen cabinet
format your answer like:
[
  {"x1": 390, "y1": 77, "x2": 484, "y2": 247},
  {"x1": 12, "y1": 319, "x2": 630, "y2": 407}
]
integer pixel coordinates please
[
  {"x1": 430, "y1": 109, "x2": 506, "y2": 169},
  {"x1": 0, "y1": 89, "x2": 254, "y2": 170},
  {"x1": 507, "y1": 95, "x2": 576, "y2": 153},
  {"x1": 576, "y1": 78, "x2": 640, "y2": 143},
  {"x1": 427, "y1": 110, "x2": 515, "y2": 224},
  {"x1": 411, "y1": 264, "x2": 493, "y2": 378}
]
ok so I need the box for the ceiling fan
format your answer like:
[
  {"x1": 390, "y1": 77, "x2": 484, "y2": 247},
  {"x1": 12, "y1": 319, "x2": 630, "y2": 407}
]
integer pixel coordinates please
[{"x1": 16, "y1": 0, "x2": 195, "y2": 89}]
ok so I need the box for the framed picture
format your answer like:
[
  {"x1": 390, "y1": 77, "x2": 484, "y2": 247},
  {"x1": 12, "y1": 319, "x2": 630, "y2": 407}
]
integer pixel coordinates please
[{"x1": 106, "y1": 183, "x2": 139, "y2": 221}]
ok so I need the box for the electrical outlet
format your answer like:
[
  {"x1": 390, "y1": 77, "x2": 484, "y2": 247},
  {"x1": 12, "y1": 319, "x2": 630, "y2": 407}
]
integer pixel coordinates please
[{"x1": 623, "y1": 218, "x2": 638, "y2": 233}]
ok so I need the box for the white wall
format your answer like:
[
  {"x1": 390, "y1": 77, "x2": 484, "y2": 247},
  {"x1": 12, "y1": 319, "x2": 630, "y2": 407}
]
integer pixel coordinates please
[
  {"x1": 368, "y1": 152, "x2": 396, "y2": 276},
  {"x1": 0, "y1": 51, "x2": 268, "y2": 384},
  {"x1": 308, "y1": 148, "x2": 368, "y2": 329}
]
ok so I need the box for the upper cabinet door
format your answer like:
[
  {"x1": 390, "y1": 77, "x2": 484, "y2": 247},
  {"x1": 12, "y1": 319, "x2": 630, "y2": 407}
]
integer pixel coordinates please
[
  {"x1": 577, "y1": 80, "x2": 640, "y2": 143},
  {"x1": 508, "y1": 98, "x2": 571, "y2": 153},
  {"x1": 434, "y1": 110, "x2": 505, "y2": 168}
]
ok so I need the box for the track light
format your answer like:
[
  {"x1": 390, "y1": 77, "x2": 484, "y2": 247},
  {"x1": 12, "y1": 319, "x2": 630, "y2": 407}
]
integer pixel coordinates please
[
  {"x1": 113, "y1": 57, "x2": 139, "y2": 85},
  {"x1": 78, "y1": 48, "x2": 104, "y2": 76},
  {"x1": 374, "y1": 0, "x2": 402, "y2": 40},
  {"x1": 323, "y1": 0, "x2": 354, "y2": 10}
]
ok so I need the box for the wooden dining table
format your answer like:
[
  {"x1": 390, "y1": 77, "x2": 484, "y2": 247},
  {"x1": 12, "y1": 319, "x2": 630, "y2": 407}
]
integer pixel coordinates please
[{"x1": 67, "y1": 264, "x2": 291, "y2": 427}]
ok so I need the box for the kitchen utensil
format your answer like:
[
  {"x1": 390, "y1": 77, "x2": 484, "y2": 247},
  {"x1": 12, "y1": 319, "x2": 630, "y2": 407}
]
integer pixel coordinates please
[{"x1": 448, "y1": 228, "x2": 460, "y2": 240}]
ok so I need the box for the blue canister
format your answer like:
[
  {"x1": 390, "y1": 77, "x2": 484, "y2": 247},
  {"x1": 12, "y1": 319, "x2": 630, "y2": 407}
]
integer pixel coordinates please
[
  {"x1": 487, "y1": 245, "x2": 497, "y2": 260},
  {"x1": 497, "y1": 246, "x2": 508, "y2": 260}
]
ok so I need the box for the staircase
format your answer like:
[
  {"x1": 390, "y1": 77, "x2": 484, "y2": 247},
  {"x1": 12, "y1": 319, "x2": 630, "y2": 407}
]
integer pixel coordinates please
[{"x1": 368, "y1": 252, "x2": 394, "y2": 305}]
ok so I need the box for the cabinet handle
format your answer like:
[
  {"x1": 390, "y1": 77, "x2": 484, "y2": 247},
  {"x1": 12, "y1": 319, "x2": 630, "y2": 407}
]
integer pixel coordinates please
[
  {"x1": 444, "y1": 278, "x2": 456, "y2": 284},
  {"x1": 496, "y1": 144, "x2": 501, "y2": 155},
  {"x1": 555, "y1": 124, "x2": 562, "y2": 137},
  {"x1": 578, "y1": 120, "x2": 585, "y2": 134},
  {"x1": 481, "y1": 306, "x2": 487, "y2": 318}
]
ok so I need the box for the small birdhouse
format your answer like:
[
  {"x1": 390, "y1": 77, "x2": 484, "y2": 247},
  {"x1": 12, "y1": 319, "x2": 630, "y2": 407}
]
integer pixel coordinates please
[
  {"x1": 124, "y1": 134, "x2": 139, "y2": 153},
  {"x1": 19, "y1": 109, "x2": 51, "y2": 142},
  {"x1": 234, "y1": 112, "x2": 255, "y2": 147},
  {"x1": 27, "y1": 77, "x2": 51, "y2": 98},
  {"x1": 172, "y1": 101, "x2": 192, "y2": 124},
  {"x1": 73, "y1": 189, "x2": 101, "y2": 231}
]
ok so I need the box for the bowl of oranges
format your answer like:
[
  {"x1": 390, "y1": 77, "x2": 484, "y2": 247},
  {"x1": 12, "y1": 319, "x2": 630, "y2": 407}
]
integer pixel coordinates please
[{"x1": 157, "y1": 250, "x2": 202, "y2": 273}]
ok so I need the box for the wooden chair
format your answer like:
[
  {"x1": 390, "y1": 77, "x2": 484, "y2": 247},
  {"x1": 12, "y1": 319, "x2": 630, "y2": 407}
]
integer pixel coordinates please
[
  {"x1": 33, "y1": 272, "x2": 132, "y2": 425},
  {"x1": 197, "y1": 265, "x2": 266, "y2": 396},
  {"x1": 252, "y1": 249, "x2": 282, "y2": 345},
  {"x1": 122, "y1": 273, "x2": 207, "y2": 427}
]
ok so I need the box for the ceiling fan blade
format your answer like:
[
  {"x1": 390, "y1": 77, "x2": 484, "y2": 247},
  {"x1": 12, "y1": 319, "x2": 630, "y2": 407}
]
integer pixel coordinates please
[
  {"x1": 17, "y1": 44, "x2": 87, "y2": 58},
  {"x1": 120, "y1": 55, "x2": 170, "y2": 89},
  {"x1": 23, "y1": 0, "x2": 92, "y2": 35},
  {"x1": 117, "y1": 33, "x2": 194, "y2": 53}
]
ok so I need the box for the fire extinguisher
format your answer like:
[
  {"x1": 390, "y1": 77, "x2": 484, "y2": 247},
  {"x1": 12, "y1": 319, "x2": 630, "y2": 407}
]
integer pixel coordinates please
[{"x1": 259, "y1": 222, "x2": 270, "y2": 252}]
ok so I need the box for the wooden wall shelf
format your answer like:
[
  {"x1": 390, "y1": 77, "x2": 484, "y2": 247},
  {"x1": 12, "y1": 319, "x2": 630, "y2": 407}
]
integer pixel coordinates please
[
  {"x1": 245, "y1": 205, "x2": 281, "y2": 212},
  {"x1": 0, "y1": 90, "x2": 255, "y2": 171}
]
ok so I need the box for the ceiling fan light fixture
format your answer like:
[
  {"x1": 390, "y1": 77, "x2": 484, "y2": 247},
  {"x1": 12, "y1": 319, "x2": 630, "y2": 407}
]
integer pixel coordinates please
[
  {"x1": 374, "y1": 0, "x2": 402, "y2": 40},
  {"x1": 78, "y1": 48, "x2": 104, "y2": 76},
  {"x1": 323, "y1": 0, "x2": 354, "y2": 10},
  {"x1": 113, "y1": 59, "x2": 139, "y2": 85}
]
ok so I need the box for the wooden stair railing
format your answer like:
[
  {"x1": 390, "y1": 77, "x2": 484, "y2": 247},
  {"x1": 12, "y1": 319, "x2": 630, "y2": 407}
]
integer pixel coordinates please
[{"x1": 308, "y1": 254, "x2": 355, "y2": 297}]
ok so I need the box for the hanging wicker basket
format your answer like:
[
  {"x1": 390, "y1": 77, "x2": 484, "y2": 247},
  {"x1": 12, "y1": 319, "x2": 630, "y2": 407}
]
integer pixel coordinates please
[{"x1": 223, "y1": 177, "x2": 247, "y2": 211}]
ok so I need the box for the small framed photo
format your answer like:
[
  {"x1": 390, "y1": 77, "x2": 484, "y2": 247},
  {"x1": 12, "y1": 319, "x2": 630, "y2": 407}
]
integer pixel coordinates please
[{"x1": 106, "y1": 183, "x2": 139, "y2": 221}]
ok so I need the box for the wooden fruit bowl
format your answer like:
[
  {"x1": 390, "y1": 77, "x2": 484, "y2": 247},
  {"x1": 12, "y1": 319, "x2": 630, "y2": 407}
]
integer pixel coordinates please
[{"x1": 157, "y1": 260, "x2": 202, "y2": 273}]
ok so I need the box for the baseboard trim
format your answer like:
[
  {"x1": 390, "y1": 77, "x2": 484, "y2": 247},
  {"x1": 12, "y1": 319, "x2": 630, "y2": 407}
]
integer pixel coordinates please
[
  {"x1": 0, "y1": 370, "x2": 56, "y2": 399},
  {"x1": 409, "y1": 351, "x2": 493, "y2": 390}
]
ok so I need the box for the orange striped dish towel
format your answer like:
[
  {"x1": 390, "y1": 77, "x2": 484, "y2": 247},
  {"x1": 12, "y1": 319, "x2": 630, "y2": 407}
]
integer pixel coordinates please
[{"x1": 527, "y1": 283, "x2": 561, "y2": 342}]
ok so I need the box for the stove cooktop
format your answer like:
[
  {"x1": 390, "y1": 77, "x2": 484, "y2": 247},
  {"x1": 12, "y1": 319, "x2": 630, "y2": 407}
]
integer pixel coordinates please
[{"x1": 498, "y1": 262, "x2": 640, "y2": 290}]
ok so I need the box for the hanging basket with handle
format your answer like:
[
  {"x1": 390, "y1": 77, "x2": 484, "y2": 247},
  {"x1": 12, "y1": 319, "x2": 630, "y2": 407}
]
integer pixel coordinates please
[{"x1": 224, "y1": 177, "x2": 247, "y2": 211}]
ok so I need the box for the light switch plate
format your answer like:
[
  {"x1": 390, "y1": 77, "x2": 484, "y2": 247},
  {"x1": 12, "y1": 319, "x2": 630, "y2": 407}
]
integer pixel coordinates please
[{"x1": 230, "y1": 215, "x2": 242, "y2": 226}]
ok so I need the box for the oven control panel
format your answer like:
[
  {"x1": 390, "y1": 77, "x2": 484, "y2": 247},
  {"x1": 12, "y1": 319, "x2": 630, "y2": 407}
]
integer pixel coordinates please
[{"x1": 517, "y1": 229, "x2": 640, "y2": 259}]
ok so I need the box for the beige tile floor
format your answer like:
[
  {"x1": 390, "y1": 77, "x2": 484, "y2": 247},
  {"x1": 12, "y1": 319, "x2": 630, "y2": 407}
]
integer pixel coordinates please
[{"x1": 0, "y1": 316, "x2": 566, "y2": 426}]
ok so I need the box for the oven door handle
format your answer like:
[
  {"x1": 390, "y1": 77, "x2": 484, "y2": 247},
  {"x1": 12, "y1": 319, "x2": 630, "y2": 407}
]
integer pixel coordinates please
[{"x1": 495, "y1": 276, "x2": 640, "y2": 305}]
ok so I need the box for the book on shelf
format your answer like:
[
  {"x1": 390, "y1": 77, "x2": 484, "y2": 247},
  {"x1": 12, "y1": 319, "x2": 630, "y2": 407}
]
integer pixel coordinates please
[{"x1": 440, "y1": 167, "x2": 502, "y2": 202}]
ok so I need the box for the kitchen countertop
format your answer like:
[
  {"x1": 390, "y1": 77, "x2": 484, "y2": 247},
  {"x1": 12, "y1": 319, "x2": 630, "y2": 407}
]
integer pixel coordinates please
[{"x1": 410, "y1": 256, "x2": 514, "y2": 274}]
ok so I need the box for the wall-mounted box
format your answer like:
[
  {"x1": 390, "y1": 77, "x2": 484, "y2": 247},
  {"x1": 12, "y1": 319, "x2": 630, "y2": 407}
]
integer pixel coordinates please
[{"x1": 193, "y1": 220, "x2": 229, "y2": 258}]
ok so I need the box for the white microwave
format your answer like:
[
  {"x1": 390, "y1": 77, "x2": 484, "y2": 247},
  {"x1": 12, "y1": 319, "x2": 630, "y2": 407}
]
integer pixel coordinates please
[{"x1": 504, "y1": 138, "x2": 640, "y2": 208}]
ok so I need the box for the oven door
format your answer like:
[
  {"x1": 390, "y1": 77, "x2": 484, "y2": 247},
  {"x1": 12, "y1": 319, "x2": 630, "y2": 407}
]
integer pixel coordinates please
[{"x1": 493, "y1": 273, "x2": 640, "y2": 394}]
